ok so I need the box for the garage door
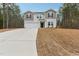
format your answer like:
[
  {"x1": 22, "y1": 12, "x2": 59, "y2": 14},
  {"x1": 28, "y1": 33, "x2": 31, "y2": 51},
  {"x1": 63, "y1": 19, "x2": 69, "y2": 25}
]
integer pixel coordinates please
[{"x1": 24, "y1": 22, "x2": 39, "y2": 28}]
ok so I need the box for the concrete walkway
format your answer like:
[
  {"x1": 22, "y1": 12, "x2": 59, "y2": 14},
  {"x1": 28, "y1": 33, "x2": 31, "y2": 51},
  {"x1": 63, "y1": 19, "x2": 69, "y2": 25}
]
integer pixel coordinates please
[{"x1": 0, "y1": 28, "x2": 38, "y2": 56}]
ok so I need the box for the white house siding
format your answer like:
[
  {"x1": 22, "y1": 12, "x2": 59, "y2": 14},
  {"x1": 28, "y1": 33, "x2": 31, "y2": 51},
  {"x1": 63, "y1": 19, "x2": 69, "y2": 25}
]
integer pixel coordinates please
[
  {"x1": 46, "y1": 19, "x2": 57, "y2": 28},
  {"x1": 24, "y1": 19, "x2": 57, "y2": 28},
  {"x1": 33, "y1": 14, "x2": 45, "y2": 22},
  {"x1": 24, "y1": 9, "x2": 57, "y2": 28}
]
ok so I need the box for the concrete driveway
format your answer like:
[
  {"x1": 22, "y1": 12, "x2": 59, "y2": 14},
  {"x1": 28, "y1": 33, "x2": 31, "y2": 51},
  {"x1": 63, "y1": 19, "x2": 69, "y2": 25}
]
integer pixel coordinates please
[{"x1": 0, "y1": 28, "x2": 38, "y2": 56}]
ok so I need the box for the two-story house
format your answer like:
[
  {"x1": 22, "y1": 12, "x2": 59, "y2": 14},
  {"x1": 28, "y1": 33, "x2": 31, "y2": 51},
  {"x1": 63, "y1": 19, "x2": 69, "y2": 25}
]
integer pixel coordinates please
[{"x1": 23, "y1": 9, "x2": 57, "y2": 28}]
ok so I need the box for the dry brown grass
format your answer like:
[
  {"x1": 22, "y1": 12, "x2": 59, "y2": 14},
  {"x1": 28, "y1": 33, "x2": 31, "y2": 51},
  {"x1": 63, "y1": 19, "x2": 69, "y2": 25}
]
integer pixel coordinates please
[
  {"x1": 36, "y1": 28, "x2": 79, "y2": 56},
  {"x1": 0, "y1": 29, "x2": 14, "y2": 32},
  {"x1": 0, "y1": 29, "x2": 9, "y2": 32}
]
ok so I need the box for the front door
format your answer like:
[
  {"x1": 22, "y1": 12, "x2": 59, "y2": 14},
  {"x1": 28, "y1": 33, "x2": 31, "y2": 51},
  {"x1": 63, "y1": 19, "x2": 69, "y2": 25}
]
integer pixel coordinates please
[{"x1": 40, "y1": 22, "x2": 45, "y2": 28}]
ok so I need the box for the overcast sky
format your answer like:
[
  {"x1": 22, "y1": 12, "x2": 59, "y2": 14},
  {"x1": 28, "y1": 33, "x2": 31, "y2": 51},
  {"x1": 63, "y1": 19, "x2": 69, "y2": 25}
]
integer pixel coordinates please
[{"x1": 18, "y1": 3, "x2": 63, "y2": 14}]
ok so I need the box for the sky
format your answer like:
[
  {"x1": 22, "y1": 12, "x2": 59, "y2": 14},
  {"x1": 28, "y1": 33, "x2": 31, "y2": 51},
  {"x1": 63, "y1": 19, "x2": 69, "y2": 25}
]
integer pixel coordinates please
[{"x1": 18, "y1": 3, "x2": 63, "y2": 14}]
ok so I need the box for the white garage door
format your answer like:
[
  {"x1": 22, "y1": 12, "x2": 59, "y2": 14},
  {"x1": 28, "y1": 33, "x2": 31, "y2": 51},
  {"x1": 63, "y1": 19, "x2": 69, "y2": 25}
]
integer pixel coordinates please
[{"x1": 24, "y1": 22, "x2": 39, "y2": 28}]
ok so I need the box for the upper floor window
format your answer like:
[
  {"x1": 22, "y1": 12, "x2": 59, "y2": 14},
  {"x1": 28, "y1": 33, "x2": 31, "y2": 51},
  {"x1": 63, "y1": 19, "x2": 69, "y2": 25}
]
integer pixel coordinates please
[
  {"x1": 48, "y1": 13, "x2": 53, "y2": 18},
  {"x1": 26, "y1": 13, "x2": 31, "y2": 18},
  {"x1": 26, "y1": 15, "x2": 28, "y2": 18},
  {"x1": 48, "y1": 13, "x2": 50, "y2": 17},
  {"x1": 37, "y1": 15, "x2": 42, "y2": 19},
  {"x1": 52, "y1": 13, "x2": 53, "y2": 17}
]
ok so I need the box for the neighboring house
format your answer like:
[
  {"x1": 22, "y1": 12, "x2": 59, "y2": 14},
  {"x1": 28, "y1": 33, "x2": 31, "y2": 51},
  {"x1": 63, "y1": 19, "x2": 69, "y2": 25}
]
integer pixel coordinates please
[{"x1": 23, "y1": 9, "x2": 57, "y2": 28}]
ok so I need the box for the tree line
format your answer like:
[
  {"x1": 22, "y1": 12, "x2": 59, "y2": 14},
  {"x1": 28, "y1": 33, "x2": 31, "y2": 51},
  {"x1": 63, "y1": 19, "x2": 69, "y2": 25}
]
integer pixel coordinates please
[
  {"x1": 58, "y1": 3, "x2": 79, "y2": 29},
  {"x1": 0, "y1": 3, "x2": 24, "y2": 29}
]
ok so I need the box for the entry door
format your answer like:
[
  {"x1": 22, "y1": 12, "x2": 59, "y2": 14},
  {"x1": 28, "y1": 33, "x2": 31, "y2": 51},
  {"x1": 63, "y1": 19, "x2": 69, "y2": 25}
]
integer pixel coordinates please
[{"x1": 40, "y1": 22, "x2": 45, "y2": 28}]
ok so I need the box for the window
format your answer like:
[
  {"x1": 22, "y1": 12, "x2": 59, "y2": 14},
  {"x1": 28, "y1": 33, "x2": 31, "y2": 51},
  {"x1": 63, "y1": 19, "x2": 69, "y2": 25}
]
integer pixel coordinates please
[
  {"x1": 26, "y1": 13, "x2": 31, "y2": 18},
  {"x1": 51, "y1": 22, "x2": 53, "y2": 27},
  {"x1": 29, "y1": 14, "x2": 31, "y2": 18},
  {"x1": 37, "y1": 16, "x2": 39, "y2": 18},
  {"x1": 26, "y1": 15, "x2": 28, "y2": 18},
  {"x1": 48, "y1": 22, "x2": 50, "y2": 27},
  {"x1": 37, "y1": 15, "x2": 42, "y2": 19},
  {"x1": 52, "y1": 13, "x2": 53, "y2": 17},
  {"x1": 48, "y1": 13, "x2": 50, "y2": 17},
  {"x1": 48, "y1": 12, "x2": 53, "y2": 18}
]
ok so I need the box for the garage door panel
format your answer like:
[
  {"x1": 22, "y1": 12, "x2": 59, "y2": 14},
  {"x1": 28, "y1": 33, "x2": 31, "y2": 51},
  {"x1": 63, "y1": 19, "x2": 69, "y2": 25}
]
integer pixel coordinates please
[{"x1": 24, "y1": 22, "x2": 39, "y2": 28}]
